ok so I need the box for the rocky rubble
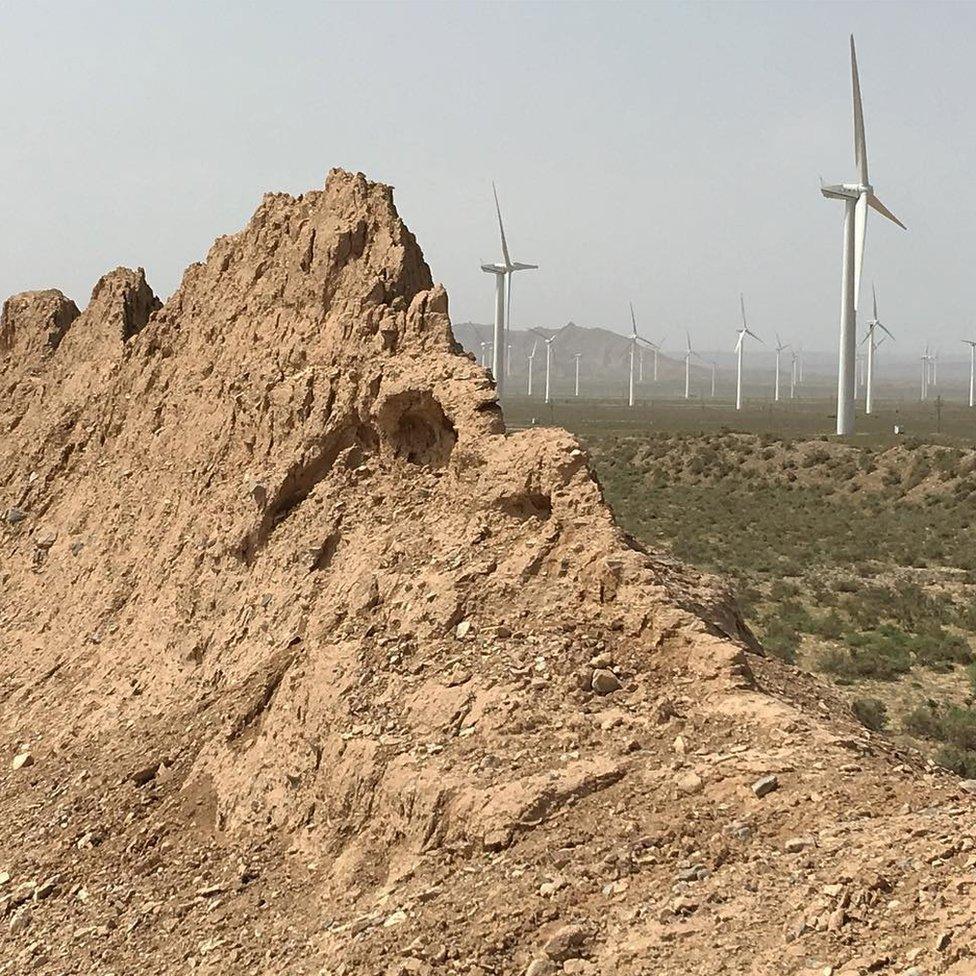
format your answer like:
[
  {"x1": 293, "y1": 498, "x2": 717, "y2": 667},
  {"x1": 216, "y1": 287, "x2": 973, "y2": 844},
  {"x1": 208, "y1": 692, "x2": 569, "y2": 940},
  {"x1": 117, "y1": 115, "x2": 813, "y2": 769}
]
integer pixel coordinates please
[{"x1": 1, "y1": 169, "x2": 975, "y2": 974}]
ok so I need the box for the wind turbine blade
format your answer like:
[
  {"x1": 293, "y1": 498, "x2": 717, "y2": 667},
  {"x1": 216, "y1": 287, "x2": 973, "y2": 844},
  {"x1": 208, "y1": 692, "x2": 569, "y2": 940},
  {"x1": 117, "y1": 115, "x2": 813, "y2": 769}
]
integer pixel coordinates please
[
  {"x1": 686, "y1": 329, "x2": 692, "y2": 353},
  {"x1": 878, "y1": 322, "x2": 895, "y2": 341},
  {"x1": 492, "y1": 181, "x2": 512, "y2": 268},
  {"x1": 851, "y1": 35, "x2": 868, "y2": 185},
  {"x1": 872, "y1": 283, "x2": 878, "y2": 321},
  {"x1": 854, "y1": 192, "x2": 867, "y2": 311},
  {"x1": 740, "y1": 293, "x2": 747, "y2": 330},
  {"x1": 630, "y1": 302, "x2": 637, "y2": 336},
  {"x1": 734, "y1": 333, "x2": 743, "y2": 352},
  {"x1": 867, "y1": 193, "x2": 907, "y2": 230},
  {"x1": 530, "y1": 326, "x2": 548, "y2": 340},
  {"x1": 510, "y1": 262, "x2": 538, "y2": 271},
  {"x1": 531, "y1": 340, "x2": 538, "y2": 356},
  {"x1": 746, "y1": 328, "x2": 764, "y2": 343}
]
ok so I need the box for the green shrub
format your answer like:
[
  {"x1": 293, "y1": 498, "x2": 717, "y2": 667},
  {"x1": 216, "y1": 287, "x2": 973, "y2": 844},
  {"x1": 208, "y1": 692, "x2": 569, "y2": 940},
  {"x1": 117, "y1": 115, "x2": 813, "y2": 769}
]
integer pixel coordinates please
[
  {"x1": 769, "y1": 579, "x2": 800, "y2": 601},
  {"x1": 852, "y1": 697, "x2": 888, "y2": 732},
  {"x1": 809, "y1": 611, "x2": 845, "y2": 640},
  {"x1": 760, "y1": 617, "x2": 800, "y2": 664},
  {"x1": 816, "y1": 635, "x2": 911, "y2": 681},
  {"x1": 935, "y1": 745, "x2": 976, "y2": 778},
  {"x1": 904, "y1": 702, "x2": 976, "y2": 752}
]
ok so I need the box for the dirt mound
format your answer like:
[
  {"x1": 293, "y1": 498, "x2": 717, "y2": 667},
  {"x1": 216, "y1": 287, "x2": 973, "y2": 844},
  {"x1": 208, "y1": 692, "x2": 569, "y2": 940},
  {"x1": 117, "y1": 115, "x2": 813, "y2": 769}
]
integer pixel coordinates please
[{"x1": 1, "y1": 170, "x2": 974, "y2": 976}]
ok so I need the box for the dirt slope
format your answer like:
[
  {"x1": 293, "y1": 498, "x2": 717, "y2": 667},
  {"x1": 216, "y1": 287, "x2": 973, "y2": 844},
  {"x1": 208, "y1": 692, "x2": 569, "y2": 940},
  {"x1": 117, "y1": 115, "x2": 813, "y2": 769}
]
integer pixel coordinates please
[{"x1": 1, "y1": 170, "x2": 975, "y2": 976}]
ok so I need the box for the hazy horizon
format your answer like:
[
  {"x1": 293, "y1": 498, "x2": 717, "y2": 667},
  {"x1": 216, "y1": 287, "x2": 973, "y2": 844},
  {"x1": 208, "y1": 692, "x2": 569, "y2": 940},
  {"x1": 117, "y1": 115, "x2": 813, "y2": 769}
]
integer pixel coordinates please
[{"x1": 4, "y1": 1, "x2": 976, "y2": 355}]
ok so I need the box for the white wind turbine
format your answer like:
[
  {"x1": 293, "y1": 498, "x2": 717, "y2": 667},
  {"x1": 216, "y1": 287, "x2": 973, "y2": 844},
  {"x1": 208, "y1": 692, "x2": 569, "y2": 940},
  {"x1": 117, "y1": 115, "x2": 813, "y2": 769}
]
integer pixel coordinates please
[
  {"x1": 530, "y1": 326, "x2": 564, "y2": 405},
  {"x1": 480, "y1": 183, "x2": 538, "y2": 395},
  {"x1": 963, "y1": 339, "x2": 976, "y2": 408},
  {"x1": 479, "y1": 339, "x2": 492, "y2": 369},
  {"x1": 626, "y1": 303, "x2": 657, "y2": 407},
  {"x1": 920, "y1": 345, "x2": 931, "y2": 401},
  {"x1": 774, "y1": 333, "x2": 790, "y2": 402},
  {"x1": 652, "y1": 339, "x2": 664, "y2": 382},
  {"x1": 708, "y1": 361, "x2": 717, "y2": 398},
  {"x1": 683, "y1": 330, "x2": 699, "y2": 399},
  {"x1": 862, "y1": 285, "x2": 893, "y2": 415},
  {"x1": 526, "y1": 339, "x2": 538, "y2": 396},
  {"x1": 734, "y1": 294, "x2": 763, "y2": 410},
  {"x1": 821, "y1": 36, "x2": 906, "y2": 436},
  {"x1": 573, "y1": 352, "x2": 582, "y2": 397},
  {"x1": 790, "y1": 349, "x2": 798, "y2": 399}
]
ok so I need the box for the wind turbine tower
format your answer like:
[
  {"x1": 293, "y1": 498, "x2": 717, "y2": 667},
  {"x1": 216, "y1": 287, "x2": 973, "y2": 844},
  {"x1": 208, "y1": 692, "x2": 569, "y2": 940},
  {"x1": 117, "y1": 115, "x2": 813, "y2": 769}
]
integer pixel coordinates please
[
  {"x1": 626, "y1": 304, "x2": 656, "y2": 408},
  {"x1": 683, "y1": 331, "x2": 696, "y2": 399},
  {"x1": 963, "y1": 339, "x2": 976, "y2": 408},
  {"x1": 774, "y1": 334, "x2": 790, "y2": 402},
  {"x1": 573, "y1": 353, "x2": 582, "y2": 397},
  {"x1": 820, "y1": 37, "x2": 906, "y2": 435},
  {"x1": 480, "y1": 183, "x2": 538, "y2": 395},
  {"x1": 531, "y1": 327, "x2": 563, "y2": 405},
  {"x1": 734, "y1": 294, "x2": 763, "y2": 411},
  {"x1": 862, "y1": 285, "x2": 893, "y2": 415},
  {"x1": 526, "y1": 340, "x2": 538, "y2": 396}
]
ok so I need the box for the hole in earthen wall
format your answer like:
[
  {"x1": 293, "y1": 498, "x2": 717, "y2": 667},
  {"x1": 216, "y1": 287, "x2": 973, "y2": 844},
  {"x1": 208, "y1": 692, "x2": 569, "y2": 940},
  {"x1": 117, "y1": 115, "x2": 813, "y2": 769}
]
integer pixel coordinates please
[
  {"x1": 495, "y1": 492, "x2": 553, "y2": 521},
  {"x1": 377, "y1": 391, "x2": 457, "y2": 467}
]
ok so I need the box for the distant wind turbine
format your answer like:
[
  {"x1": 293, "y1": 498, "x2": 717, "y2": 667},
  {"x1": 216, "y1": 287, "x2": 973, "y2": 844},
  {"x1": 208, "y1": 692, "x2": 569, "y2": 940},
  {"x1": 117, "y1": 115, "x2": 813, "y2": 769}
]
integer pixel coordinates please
[
  {"x1": 790, "y1": 349, "x2": 798, "y2": 399},
  {"x1": 479, "y1": 339, "x2": 492, "y2": 369},
  {"x1": 480, "y1": 183, "x2": 538, "y2": 395},
  {"x1": 709, "y1": 361, "x2": 717, "y2": 398},
  {"x1": 774, "y1": 333, "x2": 790, "y2": 402},
  {"x1": 683, "y1": 331, "x2": 699, "y2": 399},
  {"x1": 920, "y1": 345, "x2": 931, "y2": 401},
  {"x1": 626, "y1": 304, "x2": 657, "y2": 408},
  {"x1": 573, "y1": 352, "x2": 582, "y2": 397},
  {"x1": 963, "y1": 339, "x2": 976, "y2": 408},
  {"x1": 531, "y1": 326, "x2": 565, "y2": 405},
  {"x1": 862, "y1": 285, "x2": 893, "y2": 415},
  {"x1": 734, "y1": 294, "x2": 763, "y2": 411},
  {"x1": 526, "y1": 340, "x2": 538, "y2": 396},
  {"x1": 820, "y1": 36, "x2": 906, "y2": 435}
]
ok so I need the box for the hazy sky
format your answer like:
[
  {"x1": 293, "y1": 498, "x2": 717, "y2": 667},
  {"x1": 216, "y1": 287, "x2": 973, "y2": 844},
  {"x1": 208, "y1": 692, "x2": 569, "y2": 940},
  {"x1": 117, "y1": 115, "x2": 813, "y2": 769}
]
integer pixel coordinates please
[{"x1": 3, "y1": 1, "x2": 975, "y2": 356}]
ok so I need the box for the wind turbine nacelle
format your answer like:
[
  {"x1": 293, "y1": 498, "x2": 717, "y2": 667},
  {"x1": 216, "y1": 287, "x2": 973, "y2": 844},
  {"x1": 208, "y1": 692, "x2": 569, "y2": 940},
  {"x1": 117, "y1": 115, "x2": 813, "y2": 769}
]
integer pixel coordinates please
[{"x1": 820, "y1": 182, "x2": 864, "y2": 201}]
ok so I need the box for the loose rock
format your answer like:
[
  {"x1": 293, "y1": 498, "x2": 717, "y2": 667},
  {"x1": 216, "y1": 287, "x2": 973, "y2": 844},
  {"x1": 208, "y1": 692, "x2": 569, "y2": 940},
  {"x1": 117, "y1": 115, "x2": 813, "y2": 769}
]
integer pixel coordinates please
[
  {"x1": 590, "y1": 669, "x2": 621, "y2": 695},
  {"x1": 752, "y1": 774, "x2": 779, "y2": 798}
]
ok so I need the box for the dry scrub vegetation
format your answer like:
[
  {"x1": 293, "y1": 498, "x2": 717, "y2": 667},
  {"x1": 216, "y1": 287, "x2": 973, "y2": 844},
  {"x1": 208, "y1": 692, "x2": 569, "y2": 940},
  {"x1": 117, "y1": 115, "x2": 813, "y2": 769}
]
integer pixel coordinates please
[{"x1": 588, "y1": 429, "x2": 976, "y2": 775}]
